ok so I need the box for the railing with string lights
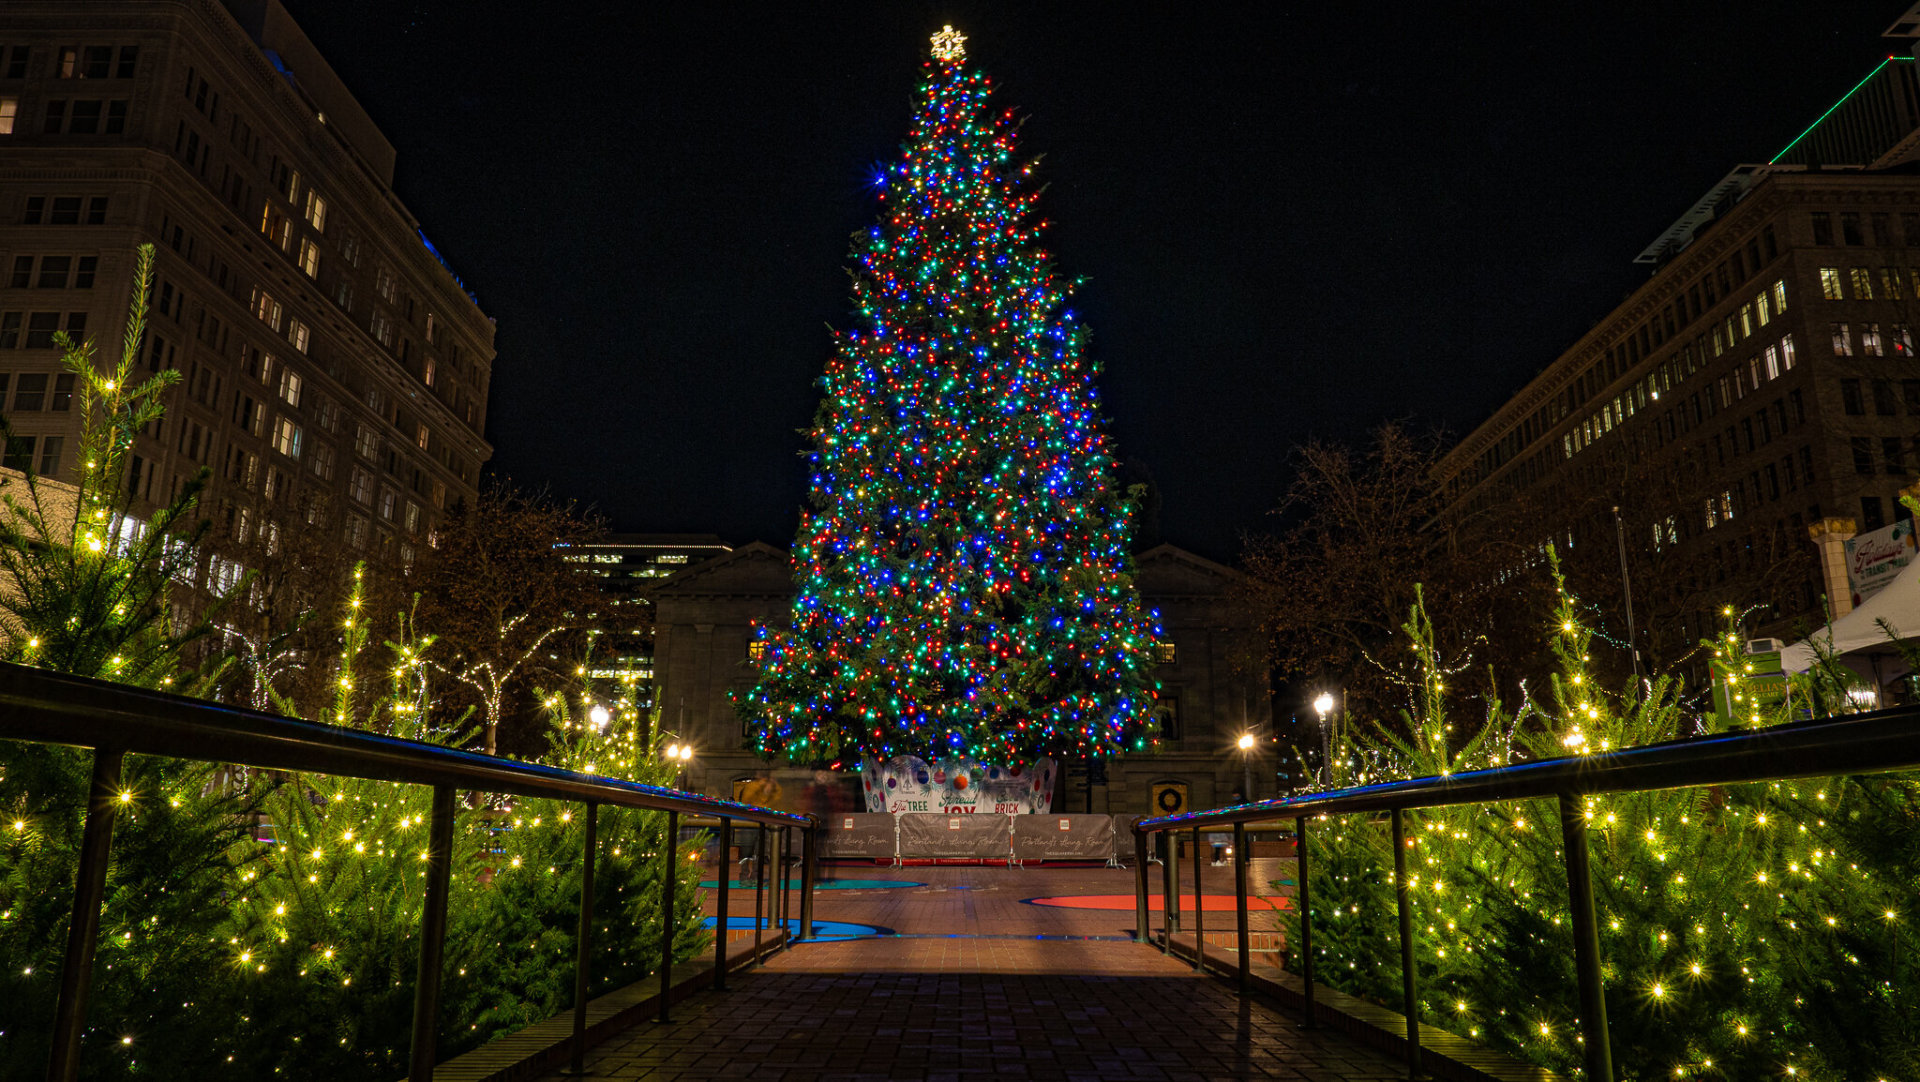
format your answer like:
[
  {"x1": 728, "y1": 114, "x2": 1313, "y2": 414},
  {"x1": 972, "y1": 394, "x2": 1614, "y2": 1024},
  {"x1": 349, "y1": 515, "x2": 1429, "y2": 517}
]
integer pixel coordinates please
[
  {"x1": 1132, "y1": 704, "x2": 1920, "y2": 1082},
  {"x1": 0, "y1": 661, "x2": 818, "y2": 1082}
]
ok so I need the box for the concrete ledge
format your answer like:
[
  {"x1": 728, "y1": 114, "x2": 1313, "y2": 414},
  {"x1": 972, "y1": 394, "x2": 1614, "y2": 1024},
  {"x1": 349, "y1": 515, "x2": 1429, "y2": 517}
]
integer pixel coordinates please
[
  {"x1": 1158, "y1": 933, "x2": 1564, "y2": 1082},
  {"x1": 423, "y1": 927, "x2": 791, "y2": 1082}
]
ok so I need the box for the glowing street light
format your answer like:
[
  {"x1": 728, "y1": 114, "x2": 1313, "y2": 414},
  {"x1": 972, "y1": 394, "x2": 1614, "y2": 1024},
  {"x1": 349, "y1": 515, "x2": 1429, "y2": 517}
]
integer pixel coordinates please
[
  {"x1": 587, "y1": 704, "x2": 611, "y2": 730},
  {"x1": 1235, "y1": 731, "x2": 1256, "y2": 800},
  {"x1": 1313, "y1": 692, "x2": 1337, "y2": 787}
]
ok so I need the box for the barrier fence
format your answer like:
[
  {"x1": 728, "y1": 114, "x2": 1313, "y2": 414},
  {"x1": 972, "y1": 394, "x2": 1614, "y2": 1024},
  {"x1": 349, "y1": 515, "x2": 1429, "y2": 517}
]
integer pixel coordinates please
[
  {"x1": 1132, "y1": 704, "x2": 1920, "y2": 1082},
  {"x1": 0, "y1": 661, "x2": 816, "y2": 1082}
]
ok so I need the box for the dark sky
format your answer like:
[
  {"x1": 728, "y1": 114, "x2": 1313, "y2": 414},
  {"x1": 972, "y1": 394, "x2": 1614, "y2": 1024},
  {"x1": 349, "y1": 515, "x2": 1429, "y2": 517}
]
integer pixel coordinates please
[{"x1": 285, "y1": 1, "x2": 1906, "y2": 562}]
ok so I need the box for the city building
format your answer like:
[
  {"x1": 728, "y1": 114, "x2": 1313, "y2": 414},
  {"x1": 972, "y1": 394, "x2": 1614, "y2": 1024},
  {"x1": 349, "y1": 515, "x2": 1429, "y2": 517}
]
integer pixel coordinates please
[
  {"x1": 1437, "y1": 48, "x2": 1920, "y2": 662},
  {"x1": 560, "y1": 533, "x2": 731, "y2": 708},
  {"x1": 0, "y1": 0, "x2": 493, "y2": 593},
  {"x1": 645, "y1": 541, "x2": 1274, "y2": 813}
]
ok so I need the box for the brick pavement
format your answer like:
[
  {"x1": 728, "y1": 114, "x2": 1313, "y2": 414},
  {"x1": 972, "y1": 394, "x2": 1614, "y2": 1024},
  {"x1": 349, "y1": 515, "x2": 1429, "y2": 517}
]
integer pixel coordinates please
[{"x1": 538, "y1": 860, "x2": 1406, "y2": 1080}]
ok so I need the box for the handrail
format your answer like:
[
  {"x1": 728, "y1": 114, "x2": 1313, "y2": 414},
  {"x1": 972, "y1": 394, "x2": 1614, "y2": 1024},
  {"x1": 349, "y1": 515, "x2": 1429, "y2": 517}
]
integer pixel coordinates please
[
  {"x1": 0, "y1": 661, "x2": 809, "y2": 827},
  {"x1": 0, "y1": 660, "x2": 817, "y2": 1082},
  {"x1": 1129, "y1": 702, "x2": 1920, "y2": 1082},
  {"x1": 1135, "y1": 703, "x2": 1920, "y2": 832}
]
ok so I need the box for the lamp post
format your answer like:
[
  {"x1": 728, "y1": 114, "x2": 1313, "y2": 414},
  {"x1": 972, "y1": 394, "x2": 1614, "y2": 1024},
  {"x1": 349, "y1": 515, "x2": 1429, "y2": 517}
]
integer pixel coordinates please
[
  {"x1": 664, "y1": 742, "x2": 694, "y2": 790},
  {"x1": 1312, "y1": 692, "x2": 1336, "y2": 787},
  {"x1": 1235, "y1": 732, "x2": 1255, "y2": 801}
]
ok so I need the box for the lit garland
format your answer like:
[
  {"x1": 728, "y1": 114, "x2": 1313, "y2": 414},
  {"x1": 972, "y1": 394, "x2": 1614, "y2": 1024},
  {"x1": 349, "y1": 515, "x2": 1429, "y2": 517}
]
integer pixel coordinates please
[
  {"x1": 1285, "y1": 555, "x2": 1920, "y2": 1081},
  {"x1": 738, "y1": 27, "x2": 1162, "y2": 767}
]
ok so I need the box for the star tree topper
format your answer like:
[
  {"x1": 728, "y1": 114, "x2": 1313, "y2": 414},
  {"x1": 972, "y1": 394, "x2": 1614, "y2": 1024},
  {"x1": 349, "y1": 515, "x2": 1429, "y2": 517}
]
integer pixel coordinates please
[{"x1": 930, "y1": 24, "x2": 967, "y2": 61}]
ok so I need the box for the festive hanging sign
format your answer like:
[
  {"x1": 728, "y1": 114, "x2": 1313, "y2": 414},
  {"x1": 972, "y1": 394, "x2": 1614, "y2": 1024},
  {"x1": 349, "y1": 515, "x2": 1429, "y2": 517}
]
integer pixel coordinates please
[
  {"x1": 1844, "y1": 518, "x2": 1916, "y2": 607},
  {"x1": 862, "y1": 755, "x2": 1056, "y2": 814}
]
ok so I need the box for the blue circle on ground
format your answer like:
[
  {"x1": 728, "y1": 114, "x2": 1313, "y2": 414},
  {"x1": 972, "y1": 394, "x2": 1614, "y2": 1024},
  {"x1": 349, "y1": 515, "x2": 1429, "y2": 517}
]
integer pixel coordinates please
[{"x1": 703, "y1": 915, "x2": 892, "y2": 941}]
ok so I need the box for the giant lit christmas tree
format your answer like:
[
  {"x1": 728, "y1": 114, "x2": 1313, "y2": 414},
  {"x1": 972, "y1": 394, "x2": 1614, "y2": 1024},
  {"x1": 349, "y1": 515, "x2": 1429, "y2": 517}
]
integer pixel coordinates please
[{"x1": 739, "y1": 26, "x2": 1162, "y2": 771}]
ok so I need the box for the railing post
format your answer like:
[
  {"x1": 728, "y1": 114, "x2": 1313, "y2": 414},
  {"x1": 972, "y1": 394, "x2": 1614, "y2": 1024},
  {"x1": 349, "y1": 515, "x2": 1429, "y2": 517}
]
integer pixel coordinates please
[
  {"x1": 1133, "y1": 828, "x2": 1150, "y2": 943},
  {"x1": 1160, "y1": 830, "x2": 1177, "y2": 946},
  {"x1": 407, "y1": 784, "x2": 457, "y2": 1082},
  {"x1": 1559, "y1": 792, "x2": 1615, "y2": 1082},
  {"x1": 752, "y1": 824, "x2": 766, "y2": 965},
  {"x1": 714, "y1": 817, "x2": 731, "y2": 991},
  {"x1": 1295, "y1": 815, "x2": 1317, "y2": 1029},
  {"x1": 1233, "y1": 820, "x2": 1250, "y2": 997},
  {"x1": 800, "y1": 820, "x2": 817, "y2": 941},
  {"x1": 1391, "y1": 808, "x2": 1423, "y2": 1079},
  {"x1": 658, "y1": 809, "x2": 678, "y2": 1023},
  {"x1": 565, "y1": 802, "x2": 599, "y2": 1076},
  {"x1": 776, "y1": 826, "x2": 790, "y2": 949},
  {"x1": 1190, "y1": 826, "x2": 1205, "y2": 971},
  {"x1": 47, "y1": 745, "x2": 126, "y2": 1082}
]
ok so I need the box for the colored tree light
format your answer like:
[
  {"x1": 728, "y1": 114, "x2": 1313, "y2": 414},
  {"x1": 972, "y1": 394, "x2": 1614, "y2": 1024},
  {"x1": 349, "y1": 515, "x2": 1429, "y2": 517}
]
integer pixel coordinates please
[{"x1": 737, "y1": 27, "x2": 1162, "y2": 767}]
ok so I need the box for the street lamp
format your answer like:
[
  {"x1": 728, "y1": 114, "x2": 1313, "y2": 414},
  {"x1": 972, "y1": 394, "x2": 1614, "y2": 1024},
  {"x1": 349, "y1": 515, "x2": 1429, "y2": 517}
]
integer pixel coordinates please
[
  {"x1": 1312, "y1": 692, "x2": 1336, "y2": 786},
  {"x1": 663, "y1": 742, "x2": 694, "y2": 789},
  {"x1": 1235, "y1": 731, "x2": 1255, "y2": 800}
]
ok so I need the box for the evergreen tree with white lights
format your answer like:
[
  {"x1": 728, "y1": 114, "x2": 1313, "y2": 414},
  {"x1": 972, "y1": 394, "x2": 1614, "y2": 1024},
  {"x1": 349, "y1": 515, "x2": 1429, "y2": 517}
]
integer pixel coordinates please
[{"x1": 739, "y1": 26, "x2": 1162, "y2": 768}]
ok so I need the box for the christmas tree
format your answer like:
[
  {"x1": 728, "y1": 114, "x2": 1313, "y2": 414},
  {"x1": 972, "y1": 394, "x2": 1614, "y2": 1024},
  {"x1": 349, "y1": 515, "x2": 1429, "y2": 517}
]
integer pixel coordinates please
[{"x1": 739, "y1": 26, "x2": 1162, "y2": 768}]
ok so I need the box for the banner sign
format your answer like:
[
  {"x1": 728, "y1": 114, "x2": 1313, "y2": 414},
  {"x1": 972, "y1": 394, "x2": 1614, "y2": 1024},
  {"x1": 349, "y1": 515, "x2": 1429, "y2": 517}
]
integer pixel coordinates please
[
  {"x1": 1845, "y1": 519, "x2": 1916, "y2": 608},
  {"x1": 861, "y1": 755, "x2": 1056, "y2": 815}
]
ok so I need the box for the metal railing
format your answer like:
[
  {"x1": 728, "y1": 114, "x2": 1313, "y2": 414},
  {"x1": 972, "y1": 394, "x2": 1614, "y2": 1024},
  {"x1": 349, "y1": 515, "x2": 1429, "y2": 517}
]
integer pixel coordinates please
[
  {"x1": 1132, "y1": 704, "x2": 1920, "y2": 1082},
  {"x1": 0, "y1": 661, "x2": 818, "y2": 1082}
]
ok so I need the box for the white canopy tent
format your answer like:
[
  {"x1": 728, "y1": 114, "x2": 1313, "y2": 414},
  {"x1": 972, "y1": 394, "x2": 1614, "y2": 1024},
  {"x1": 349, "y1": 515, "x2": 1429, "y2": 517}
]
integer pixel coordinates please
[{"x1": 1780, "y1": 555, "x2": 1920, "y2": 695}]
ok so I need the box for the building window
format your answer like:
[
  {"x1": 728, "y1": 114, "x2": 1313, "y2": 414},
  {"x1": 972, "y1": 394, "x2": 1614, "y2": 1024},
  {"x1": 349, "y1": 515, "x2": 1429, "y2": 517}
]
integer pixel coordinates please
[
  {"x1": 1851, "y1": 267, "x2": 1875, "y2": 299},
  {"x1": 1811, "y1": 213, "x2": 1833, "y2": 246},
  {"x1": 349, "y1": 467, "x2": 373, "y2": 505},
  {"x1": 375, "y1": 266, "x2": 397, "y2": 303},
  {"x1": 1832, "y1": 323, "x2": 1852, "y2": 357},
  {"x1": 377, "y1": 488, "x2": 396, "y2": 521},
  {"x1": 1874, "y1": 378, "x2": 1898, "y2": 416},
  {"x1": 1862, "y1": 495, "x2": 1887, "y2": 531},
  {"x1": 1884, "y1": 437, "x2": 1907, "y2": 475},
  {"x1": 1852, "y1": 437, "x2": 1876, "y2": 475},
  {"x1": 278, "y1": 368, "x2": 301, "y2": 407},
  {"x1": 415, "y1": 422, "x2": 430, "y2": 451},
  {"x1": 250, "y1": 288, "x2": 282, "y2": 331},
  {"x1": 1883, "y1": 268, "x2": 1905, "y2": 300},
  {"x1": 353, "y1": 424, "x2": 378, "y2": 460},
  {"x1": 304, "y1": 190, "x2": 327, "y2": 232},
  {"x1": 1819, "y1": 267, "x2": 1842, "y2": 299},
  {"x1": 1155, "y1": 694, "x2": 1182, "y2": 741},
  {"x1": 272, "y1": 417, "x2": 302, "y2": 459},
  {"x1": 1842, "y1": 212, "x2": 1865, "y2": 246},
  {"x1": 1781, "y1": 333, "x2": 1796, "y2": 370},
  {"x1": 747, "y1": 641, "x2": 767, "y2": 663},
  {"x1": 344, "y1": 513, "x2": 368, "y2": 549},
  {"x1": 1841, "y1": 379, "x2": 1865, "y2": 416},
  {"x1": 0, "y1": 96, "x2": 16, "y2": 135},
  {"x1": 404, "y1": 501, "x2": 421, "y2": 533},
  {"x1": 309, "y1": 441, "x2": 335, "y2": 480},
  {"x1": 1862, "y1": 323, "x2": 1884, "y2": 357},
  {"x1": 1154, "y1": 640, "x2": 1177, "y2": 665},
  {"x1": 298, "y1": 238, "x2": 320, "y2": 278},
  {"x1": 288, "y1": 318, "x2": 309, "y2": 353},
  {"x1": 370, "y1": 310, "x2": 394, "y2": 347},
  {"x1": 1905, "y1": 379, "x2": 1920, "y2": 415}
]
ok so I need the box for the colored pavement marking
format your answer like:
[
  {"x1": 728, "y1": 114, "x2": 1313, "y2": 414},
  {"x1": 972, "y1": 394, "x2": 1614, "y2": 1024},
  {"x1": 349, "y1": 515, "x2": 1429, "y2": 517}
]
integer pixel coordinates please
[
  {"x1": 699, "y1": 879, "x2": 922, "y2": 890},
  {"x1": 703, "y1": 915, "x2": 891, "y2": 941},
  {"x1": 1025, "y1": 893, "x2": 1290, "y2": 912}
]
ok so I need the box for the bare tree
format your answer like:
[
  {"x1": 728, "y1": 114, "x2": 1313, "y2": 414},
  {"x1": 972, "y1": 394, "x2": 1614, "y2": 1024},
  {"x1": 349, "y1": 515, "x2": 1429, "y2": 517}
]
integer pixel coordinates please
[{"x1": 410, "y1": 485, "x2": 605, "y2": 755}]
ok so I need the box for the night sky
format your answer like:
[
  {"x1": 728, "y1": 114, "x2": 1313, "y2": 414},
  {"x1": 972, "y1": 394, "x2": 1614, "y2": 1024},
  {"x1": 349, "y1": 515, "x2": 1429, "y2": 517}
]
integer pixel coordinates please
[{"x1": 286, "y1": 2, "x2": 1905, "y2": 562}]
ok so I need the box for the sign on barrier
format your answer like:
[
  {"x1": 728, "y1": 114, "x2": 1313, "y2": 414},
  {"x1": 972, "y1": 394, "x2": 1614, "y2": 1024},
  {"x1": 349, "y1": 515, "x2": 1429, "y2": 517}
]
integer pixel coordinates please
[
  {"x1": 896, "y1": 811, "x2": 1012, "y2": 860},
  {"x1": 818, "y1": 812, "x2": 899, "y2": 860},
  {"x1": 1010, "y1": 814, "x2": 1115, "y2": 864}
]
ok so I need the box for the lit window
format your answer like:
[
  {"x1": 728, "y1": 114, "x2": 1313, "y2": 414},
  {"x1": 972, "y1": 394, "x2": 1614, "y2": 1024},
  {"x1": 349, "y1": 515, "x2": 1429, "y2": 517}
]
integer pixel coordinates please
[
  {"x1": 1773, "y1": 279, "x2": 1787, "y2": 312},
  {"x1": 0, "y1": 97, "x2": 16, "y2": 135},
  {"x1": 1819, "y1": 267, "x2": 1842, "y2": 300},
  {"x1": 1861, "y1": 323, "x2": 1883, "y2": 357},
  {"x1": 1781, "y1": 333, "x2": 1796, "y2": 369},
  {"x1": 288, "y1": 318, "x2": 309, "y2": 353},
  {"x1": 304, "y1": 189, "x2": 327, "y2": 232},
  {"x1": 273, "y1": 417, "x2": 302, "y2": 459},
  {"x1": 250, "y1": 288, "x2": 282, "y2": 331},
  {"x1": 349, "y1": 467, "x2": 372, "y2": 505},
  {"x1": 1154, "y1": 641, "x2": 1177, "y2": 665},
  {"x1": 354, "y1": 424, "x2": 378, "y2": 460},
  {"x1": 415, "y1": 422, "x2": 429, "y2": 451},
  {"x1": 279, "y1": 368, "x2": 301, "y2": 407},
  {"x1": 298, "y1": 238, "x2": 320, "y2": 278},
  {"x1": 1851, "y1": 267, "x2": 1874, "y2": 300},
  {"x1": 1832, "y1": 323, "x2": 1852, "y2": 357},
  {"x1": 1882, "y1": 268, "x2": 1904, "y2": 301}
]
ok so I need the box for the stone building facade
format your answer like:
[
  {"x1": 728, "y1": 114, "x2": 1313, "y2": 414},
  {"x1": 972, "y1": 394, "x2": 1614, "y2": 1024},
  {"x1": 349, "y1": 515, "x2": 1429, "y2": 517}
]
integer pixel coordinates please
[
  {"x1": 0, "y1": 0, "x2": 493, "y2": 587},
  {"x1": 648, "y1": 542, "x2": 1274, "y2": 815}
]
